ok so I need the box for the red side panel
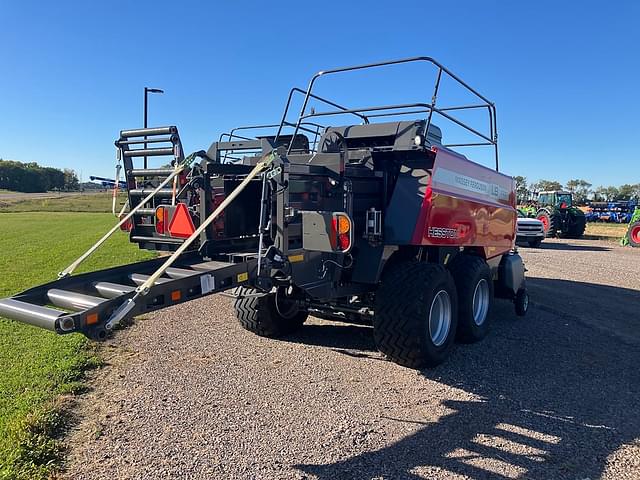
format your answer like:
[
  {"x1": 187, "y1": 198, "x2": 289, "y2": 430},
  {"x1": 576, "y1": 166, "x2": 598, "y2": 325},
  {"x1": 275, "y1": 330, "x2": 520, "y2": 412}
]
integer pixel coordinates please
[{"x1": 411, "y1": 148, "x2": 516, "y2": 259}]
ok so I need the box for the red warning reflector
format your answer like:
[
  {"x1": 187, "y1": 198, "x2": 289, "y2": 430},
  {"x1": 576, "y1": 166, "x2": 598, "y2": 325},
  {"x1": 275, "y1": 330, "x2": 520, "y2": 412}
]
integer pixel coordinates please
[{"x1": 168, "y1": 203, "x2": 195, "y2": 238}]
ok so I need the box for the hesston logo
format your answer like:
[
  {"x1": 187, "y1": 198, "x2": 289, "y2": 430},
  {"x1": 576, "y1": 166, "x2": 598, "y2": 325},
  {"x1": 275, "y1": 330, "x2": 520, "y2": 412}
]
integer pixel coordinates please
[{"x1": 427, "y1": 226, "x2": 458, "y2": 239}]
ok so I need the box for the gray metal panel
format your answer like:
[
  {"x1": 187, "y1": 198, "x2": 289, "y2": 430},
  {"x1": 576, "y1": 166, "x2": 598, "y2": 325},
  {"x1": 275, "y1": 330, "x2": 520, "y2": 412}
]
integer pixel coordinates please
[
  {"x1": 165, "y1": 267, "x2": 199, "y2": 279},
  {"x1": 498, "y1": 253, "x2": 525, "y2": 295},
  {"x1": 384, "y1": 172, "x2": 425, "y2": 244},
  {"x1": 301, "y1": 211, "x2": 334, "y2": 252},
  {"x1": 190, "y1": 261, "x2": 233, "y2": 272}
]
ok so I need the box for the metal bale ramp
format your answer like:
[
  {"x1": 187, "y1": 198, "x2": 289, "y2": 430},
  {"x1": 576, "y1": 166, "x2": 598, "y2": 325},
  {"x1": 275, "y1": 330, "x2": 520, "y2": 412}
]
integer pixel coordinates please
[{"x1": 0, "y1": 254, "x2": 256, "y2": 340}]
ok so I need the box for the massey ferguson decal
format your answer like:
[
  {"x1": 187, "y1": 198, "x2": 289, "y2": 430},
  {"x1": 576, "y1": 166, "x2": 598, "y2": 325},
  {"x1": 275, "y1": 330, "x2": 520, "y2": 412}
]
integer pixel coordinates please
[
  {"x1": 432, "y1": 167, "x2": 510, "y2": 203},
  {"x1": 430, "y1": 148, "x2": 514, "y2": 207},
  {"x1": 411, "y1": 147, "x2": 516, "y2": 257}
]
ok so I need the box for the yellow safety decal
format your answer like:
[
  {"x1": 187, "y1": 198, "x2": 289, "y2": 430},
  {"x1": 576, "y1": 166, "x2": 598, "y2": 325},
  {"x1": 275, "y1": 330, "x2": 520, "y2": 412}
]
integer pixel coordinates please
[
  {"x1": 237, "y1": 272, "x2": 249, "y2": 282},
  {"x1": 289, "y1": 254, "x2": 304, "y2": 263}
]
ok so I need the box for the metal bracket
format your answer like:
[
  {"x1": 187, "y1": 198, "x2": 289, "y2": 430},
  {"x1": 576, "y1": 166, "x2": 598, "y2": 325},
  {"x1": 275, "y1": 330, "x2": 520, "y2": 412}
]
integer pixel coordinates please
[{"x1": 105, "y1": 298, "x2": 136, "y2": 330}]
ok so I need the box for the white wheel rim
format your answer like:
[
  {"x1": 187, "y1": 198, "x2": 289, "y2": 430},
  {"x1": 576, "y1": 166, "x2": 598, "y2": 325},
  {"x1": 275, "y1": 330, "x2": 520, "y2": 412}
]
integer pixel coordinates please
[
  {"x1": 429, "y1": 290, "x2": 452, "y2": 347},
  {"x1": 472, "y1": 279, "x2": 490, "y2": 326}
]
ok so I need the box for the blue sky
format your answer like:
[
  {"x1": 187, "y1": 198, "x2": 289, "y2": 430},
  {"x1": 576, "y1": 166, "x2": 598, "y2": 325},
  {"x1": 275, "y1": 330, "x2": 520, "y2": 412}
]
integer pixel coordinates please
[{"x1": 1, "y1": 0, "x2": 638, "y2": 187}]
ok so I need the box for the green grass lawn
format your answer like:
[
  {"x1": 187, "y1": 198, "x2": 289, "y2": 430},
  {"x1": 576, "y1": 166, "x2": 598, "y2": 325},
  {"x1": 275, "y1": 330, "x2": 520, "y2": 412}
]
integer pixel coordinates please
[
  {"x1": 0, "y1": 192, "x2": 126, "y2": 213},
  {"x1": 0, "y1": 212, "x2": 153, "y2": 479}
]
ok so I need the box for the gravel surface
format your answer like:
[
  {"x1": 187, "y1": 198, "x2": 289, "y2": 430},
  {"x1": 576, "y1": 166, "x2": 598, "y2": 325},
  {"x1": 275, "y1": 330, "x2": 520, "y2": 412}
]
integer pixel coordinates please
[{"x1": 64, "y1": 238, "x2": 640, "y2": 480}]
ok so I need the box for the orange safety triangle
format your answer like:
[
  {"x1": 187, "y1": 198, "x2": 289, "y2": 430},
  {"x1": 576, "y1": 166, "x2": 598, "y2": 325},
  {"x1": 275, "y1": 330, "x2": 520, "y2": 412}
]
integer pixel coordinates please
[{"x1": 168, "y1": 203, "x2": 196, "y2": 238}]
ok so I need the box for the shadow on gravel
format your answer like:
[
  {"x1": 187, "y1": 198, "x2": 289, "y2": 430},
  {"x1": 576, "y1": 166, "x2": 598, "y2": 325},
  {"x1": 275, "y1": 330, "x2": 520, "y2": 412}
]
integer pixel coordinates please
[
  {"x1": 285, "y1": 323, "x2": 376, "y2": 352},
  {"x1": 531, "y1": 241, "x2": 612, "y2": 252},
  {"x1": 297, "y1": 280, "x2": 640, "y2": 479}
]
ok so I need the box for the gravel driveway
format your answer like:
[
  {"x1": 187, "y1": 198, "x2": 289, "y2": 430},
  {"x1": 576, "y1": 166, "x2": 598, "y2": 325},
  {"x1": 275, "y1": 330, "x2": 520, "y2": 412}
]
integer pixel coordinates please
[{"x1": 64, "y1": 238, "x2": 640, "y2": 480}]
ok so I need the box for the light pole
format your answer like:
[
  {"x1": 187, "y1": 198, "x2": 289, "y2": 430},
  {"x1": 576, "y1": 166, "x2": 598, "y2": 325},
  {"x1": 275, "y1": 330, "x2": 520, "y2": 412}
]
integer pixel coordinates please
[{"x1": 143, "y1": 87, "x2": 164, "y2": 168}]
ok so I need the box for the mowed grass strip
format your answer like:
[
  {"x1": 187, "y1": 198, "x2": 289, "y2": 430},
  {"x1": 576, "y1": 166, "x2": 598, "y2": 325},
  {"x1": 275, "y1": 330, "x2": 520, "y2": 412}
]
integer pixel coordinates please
[
  {"x1": 0, "y1": 192, "x2": 126, "y2": 213},
  {"x1": 585, "y1": 222, "x2": 629, "y2": 240},
  {"x1": 0, "y1": 212, "x2": 153, "y2": 479}
]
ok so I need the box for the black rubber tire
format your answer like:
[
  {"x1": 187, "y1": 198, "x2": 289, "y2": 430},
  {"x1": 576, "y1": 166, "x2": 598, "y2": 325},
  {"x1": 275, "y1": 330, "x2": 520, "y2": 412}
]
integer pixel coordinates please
[
  {"x1": 515, "y1": 289, "x2": 529, "y2": 316},
  {"x1": 536, "y1": 208, "x2": 559, "y2": 237},
  {"x1": 233, "y1": 287, "x2": 307, "y2": 338},
  {"x1": 564, "y1": 212, "x2": 586, "y2": 238},
  {"x1": 628, "y1": 222, "x2": 640, "y2": 247},
  {"x1": 373, "y1": 261, "x2": 458, "y2": 369},
  {"x1": 448, "y1": 255, "x2": 493, "y2": 343},
  {"x1": 528, "y1": 238, "x2": 543, "y2": 248}
]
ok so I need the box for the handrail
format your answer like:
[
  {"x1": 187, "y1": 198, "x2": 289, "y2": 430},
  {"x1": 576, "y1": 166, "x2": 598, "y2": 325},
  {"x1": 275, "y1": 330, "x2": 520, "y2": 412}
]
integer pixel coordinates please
[
  {"x1": 218, "y1": 121, "x2": 325, "y2": 162},
  {"x1": 282, "y1": 56, "x2": 499, "y2": 170},
  {"x1": 300, "y1": 102, "x2": 495, "y2": 146}
]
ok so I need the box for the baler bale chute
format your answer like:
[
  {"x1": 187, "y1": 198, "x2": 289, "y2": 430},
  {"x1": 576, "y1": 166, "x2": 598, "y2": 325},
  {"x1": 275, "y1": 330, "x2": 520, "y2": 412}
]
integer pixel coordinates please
[{"x1": 0, "y1": 56, "x2": 529, "y2": 369}]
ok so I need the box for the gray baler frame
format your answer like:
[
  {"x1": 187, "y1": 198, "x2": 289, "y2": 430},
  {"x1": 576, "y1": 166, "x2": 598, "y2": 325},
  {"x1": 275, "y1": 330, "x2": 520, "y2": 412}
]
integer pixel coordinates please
[{"x1": 0, "y1": 56, "x2": 512, "y2": 339}]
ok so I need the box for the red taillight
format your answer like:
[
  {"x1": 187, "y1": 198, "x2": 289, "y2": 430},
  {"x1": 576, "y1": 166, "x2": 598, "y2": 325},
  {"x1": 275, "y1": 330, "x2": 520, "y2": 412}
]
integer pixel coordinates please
[
  {"x1": 119, "y1": 214, "x2": 132, "y2": 232},
  {"x1": 338, "y1": 233, "x2": 350, "y2": 250},
  {"x1": 331, "y1": 213, "x2": 352, "y2": 253},
  {"x1": 155, "y1": 206, "x2": 166, "y2": 234}
]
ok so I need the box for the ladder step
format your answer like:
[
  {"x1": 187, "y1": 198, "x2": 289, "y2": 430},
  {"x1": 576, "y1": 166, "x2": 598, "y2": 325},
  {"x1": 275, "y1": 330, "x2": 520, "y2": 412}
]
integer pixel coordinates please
[
  {"x1": 133, "y1": 208, "x2": 156, "y2": 216},
  {"x1": 129, "y1": 168, "x2": 175, "y2": 177},
  {"x1": 120, "y1": 126, "x2": 177, "y2": 138},
  {"x1": 47, "y1": 289, "x2": 107, "y2": 311},
  {"x1": 129, "y1": 273, "x2": 171, "y2": 286},
  {"x1": 131, "y1": 235, "x2": 184, "y2": 245},
  {"x1": 124, "y1": 147, "x2": 174, "y2": 158},
  {"x1": 118, "y1": 136, "x2": 175, "y2": 146},
  {"x1": 93, "y1": 282, "x2": 135, "y2": 299},
  {"x1": 0, "y1": 298, "x2": 67, "y2": 331},
  {"x1": 129, "y1": 189, "x2": 175, "y2": 198},
  {"x1": 165, "y1": 267, "x2": 198, "y2": 279}
]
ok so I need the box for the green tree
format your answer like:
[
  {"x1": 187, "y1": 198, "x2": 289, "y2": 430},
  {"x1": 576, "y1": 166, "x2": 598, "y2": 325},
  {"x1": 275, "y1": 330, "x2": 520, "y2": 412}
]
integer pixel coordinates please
[
  {"x1": 63, "y1": 169, "x2": 79, "y2": 191},
  {"x1": 617, "y1": 184, "x2": 639, "y2": 200},
  {"x1": 565, "y1": 179, "x2": 592, "y2": 204},
  {"x1": 513, "y1": 175, "x2": 529, "y2": 203},
  {"x1": 530, "y1": 179, "x2": 563, "y2": 193},
  {"x1": 594, "y1": 186, "x2": 619, "y2": 201}
]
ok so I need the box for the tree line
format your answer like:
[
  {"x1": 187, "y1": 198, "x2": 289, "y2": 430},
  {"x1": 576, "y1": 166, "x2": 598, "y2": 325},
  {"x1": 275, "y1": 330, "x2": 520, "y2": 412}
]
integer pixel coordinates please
[
  {"x1": 514, "y1": 176, "x2": 640, "y2": 204},
  {"x1": 0, "y1": 159, "x2": 79, "y2": 193}
]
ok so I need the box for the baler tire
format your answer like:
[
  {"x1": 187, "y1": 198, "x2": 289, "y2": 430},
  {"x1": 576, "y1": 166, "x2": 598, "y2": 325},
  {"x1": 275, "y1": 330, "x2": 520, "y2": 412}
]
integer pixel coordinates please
[
  {"x1": 564, "y1": 213, "x2": 586, "y2": 239},
  {"x1": 515, "y1": 288, "x2": 529, "y2": 316},
  {"x1": 628, "y1": 222, "x2": 640, "y2": 247},
  {"x1": 373, "y1": 261, "x2": 458, "y2": 369},
  {"x1": 448, "y1": 255, "x2": 493, "y2": 343},
  {"x1": 536, "y1": 209, "x2": 559, "y2": 237},
  {"x1": 233, "y1": 287, "x2": 307, "y2": 338}
]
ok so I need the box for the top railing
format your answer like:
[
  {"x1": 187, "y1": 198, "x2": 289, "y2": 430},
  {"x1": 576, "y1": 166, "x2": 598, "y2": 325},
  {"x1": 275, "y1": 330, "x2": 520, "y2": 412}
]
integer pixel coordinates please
[{"x1": 274, "y1": 56, "x2": 499, "y2": 171}]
